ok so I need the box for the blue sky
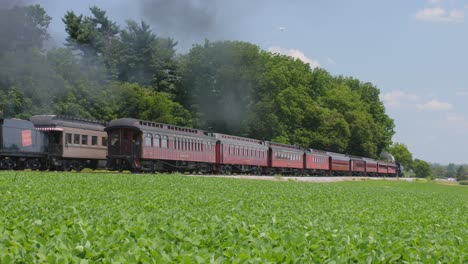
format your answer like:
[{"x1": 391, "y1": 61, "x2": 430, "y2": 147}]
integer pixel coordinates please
[{"x1": 28, "y1": 0, "x2": 468, "y2": 164}]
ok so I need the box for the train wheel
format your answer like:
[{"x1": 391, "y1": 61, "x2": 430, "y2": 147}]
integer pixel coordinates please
[
  {"x1": 253, "y1": 167, "x2": 263, "y2": 175},
  {"x1": 64, "y1": 162, "x2": 72, "y2": 172},
  {"x1": 73, "y1": 162, "x2": 83, "y2": 172},
  {"x1": 221, "y1": 165, "x2": 232, "y2": 175}
]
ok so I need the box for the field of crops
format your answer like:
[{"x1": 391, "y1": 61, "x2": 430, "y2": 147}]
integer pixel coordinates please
[{"x1": 0, "y1": 171, "x2": 466, "y2": 263}]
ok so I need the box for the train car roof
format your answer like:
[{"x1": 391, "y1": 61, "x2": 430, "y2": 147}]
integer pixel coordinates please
[
  {"x1": 268, "y1": 142, "x2": 304, "y2": 152},
  {"x1": 214, "y1": 133, "x2": 268, "y2": 148},
  {"x1": 348, "y1": 154, "x2": 365, "y2": 160},
  {"x1": 1, "y1": 118, "x2": 36, "y2": 129},
  {"x1": 106, "y1": 118, "x2": 215, "y2": 139},
  {"x1": 306, "y1": 148, "x2": 329, "y2": 156},
  {"x1": 327, "y1": 151, "x2": 350, "y2": 161},
  {"x1": 363, "y1": 157, "x2": 378, "y2": 163},
  {"x1": 30, "y1": 115, "x2": 106, "y2": 131}
]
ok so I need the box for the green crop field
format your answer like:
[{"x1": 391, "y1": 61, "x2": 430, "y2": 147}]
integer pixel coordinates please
[{"x1": 0, "y1": 172, "x2": 466, "y2": 263}]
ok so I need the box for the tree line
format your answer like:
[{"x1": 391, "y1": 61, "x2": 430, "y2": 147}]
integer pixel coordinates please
[{"x1": 0, "y1": 4, "x2": 441, "y2": 174}]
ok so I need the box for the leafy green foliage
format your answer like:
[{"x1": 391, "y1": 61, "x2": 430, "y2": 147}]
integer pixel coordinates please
[
  {"x1": 388, "y1": 142, "x2": 413, "y2": 170},
  {"x1": 456, "y1": 166, "x2": 467, "y2": 182},
  {"x1": 413, "y1": 159, "x2": 432, "y2": 178},
  {"x1": 2, "y1": 4, "x2": 398, "y2": 159},
  {"x1": 0, "y1": 172, "x2": 466, "y2": 262}
]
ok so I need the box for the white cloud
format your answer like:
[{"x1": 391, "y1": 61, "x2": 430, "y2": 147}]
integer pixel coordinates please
[
  {"x1": 268, "y1": 46, "x2": 320, "y2": 68},
  {"x1": 414, "y1": 7, "x2": 464, "y2": 23},
  {"x1": 381, "y1": 90, "x2": 420, "y2": 109},
  {"x1": 455, "y1": 91, "x2": 467, "y2": 97},
  {"x1": 416, "y1": 99, "x2": 453, "y2": 111}
]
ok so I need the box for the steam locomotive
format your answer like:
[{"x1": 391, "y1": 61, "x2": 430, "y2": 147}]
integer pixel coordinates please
[{"x1": 0, "y1": 116, "x2": 401, "y2": 176}]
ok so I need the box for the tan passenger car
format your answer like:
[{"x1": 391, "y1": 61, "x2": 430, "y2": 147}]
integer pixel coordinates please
[{"x1": 30, "y1": 115, "x2": 107, "y2": 171}]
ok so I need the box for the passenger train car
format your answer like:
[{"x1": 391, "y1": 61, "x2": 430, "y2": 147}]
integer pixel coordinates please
[
  {"x1": 0, "y1": 115, "x2": 401, "y2": 176},
  {"x1": 29, "y1": 115, "x2": 107, "y2": 171},
  {"x1": 105, "y1": 117, "x2": 401, "y2": 177}
]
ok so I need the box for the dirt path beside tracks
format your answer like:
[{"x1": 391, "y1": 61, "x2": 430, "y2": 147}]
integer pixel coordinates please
[{"x1": 189, "y1": 175, "x2": 416, "y2": 183}]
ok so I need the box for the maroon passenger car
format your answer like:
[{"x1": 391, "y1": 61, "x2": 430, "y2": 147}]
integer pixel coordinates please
[
  {"x1": 305, "y1": 148, "x2": 330, "y2": 175},
  {"x1": 350, "y1": 156, "x2": 366, "y2": 176},
  {"x1": 328, "y1": 152, "x2": 350, "y2": 175},
  {"x1": 268, "y1": 143, "x2": 304, "y2": 175},
  {"x1": 214, "y1": 133, "x2": 269, "y2": 175},
  {"x1": 105, "y1": 118, "x2": 217, "y2": 172}
]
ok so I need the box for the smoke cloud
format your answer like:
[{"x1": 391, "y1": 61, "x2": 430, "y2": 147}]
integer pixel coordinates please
[
  {"x1": 0, "y1": 0, "x2": 25, "y2": 8},
  {"x1": 141, "y1": 0, "x2": 217, "y2": 35},
  {"x1": 140, "y1": 0, "x2": 219, "y2": 50}
]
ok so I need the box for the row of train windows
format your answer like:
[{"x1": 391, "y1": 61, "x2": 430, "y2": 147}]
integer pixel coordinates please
[
  {"x1": 225, "y1": 145, "x2": 266, "y2": 158},
  {"x1": 313, "y1": 157, "x2": 327, "y2": 163},
  {"x1": 145, "y1": 135, "x2": 168, "y2": 148},
  {"x1": 275, "y1": 152, "x2": 301, "y2": 161},
  {"x1": 144, "y1": 134, "x2": 214, "y2": 152},
  {"x1": 65, "y1": 133, "x2": 107, "y2": 146}
]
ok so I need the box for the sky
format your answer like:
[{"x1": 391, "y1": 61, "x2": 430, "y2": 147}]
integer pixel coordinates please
[{"x1": 16, "y1": 0, "x2": 468, "y2": 164}]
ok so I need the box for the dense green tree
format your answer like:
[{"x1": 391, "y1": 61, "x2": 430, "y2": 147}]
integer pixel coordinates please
[
  {"x1": 431, "y1": 165, "x2": 448, "y2": 179},
  {"x1": 456, "y1": 166, "x2": 467, "y2": 181},
  {"x1": 180, "y1": 40, "x2": 262, "y2": 134},
  {"x1": 446, "y1": 163, "x2": 457, "y2": 178},
  {"x1": 413, "y1": 159, "x2": 432, "y2": 178},
  {"x1": 103, "y1": 82, "x2": 192, "y2": 126},
  {"x1": 63, "y1": 6, "x2": 121, "y2": 77},
  {"x1": 119, "y1": 20, "x2": 179, "y2": 92},
  {"x1": 388, "y1": 142, "x2": 413, "y2": 169},
  {"x1": 0, "y1": 4, "x2": 401, "y2": 162}
]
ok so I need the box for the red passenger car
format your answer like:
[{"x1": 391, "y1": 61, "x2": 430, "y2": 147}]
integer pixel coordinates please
[
  {"x1": 387, "y1": 163, "x2": 397, "y2": 176},
  {"x1": 305, "y1": 149, "x2": 330, "y2": 175},
  {"x1": 350, "y1": 156, "x2": 366, "y2": 176},
  {"x1": 328, "y1": 152, "x2": 350, "y2": 175},
  {"x1": 363, "y1": 158, "x2": 378, "y2": 176},
  {"x1": 377, "y1": 161, "x2": 389, "y2": 176},
  {"x1": 268, "y1": 143, "x2": 304, "y2": 175},
  {"x1": 105, "y1": 118, "x2": 217, "y2": 172},
  {"x1": 214, "y1": 133, "x2": 269, "y2": 174}
]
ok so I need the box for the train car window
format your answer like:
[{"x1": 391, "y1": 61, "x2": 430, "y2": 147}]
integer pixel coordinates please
[
  {"x1": 145, "y1": 134, "x2": 152, "y2": 146},
  {"x1": 66, "y1": 133, "x2": 72, "y2": 144},
  {"x1": 74, "y1": 134, "x2": 80, "y2": 144},
  {"x1": 110, "y1": 133, "x2": 119, "y2": 146},
  {"x1": 154, "y1": 135, "x2": 161, "y2": 148},
  {"x1": 92, "y1": 136, "x2": 98, "y2": 146},
  {"x1": 102, "y1": 136, "x2": 108, "y2": 146},
  {"x1": 81, "y1": 135, "x2": 88, "y2": 145},
  {"x1": 161, "y1": 136, "x2": 167, "y2": 148}
]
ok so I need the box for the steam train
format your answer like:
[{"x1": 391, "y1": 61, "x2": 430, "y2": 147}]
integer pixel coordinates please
[
  {"x1": 0, "y1": 116, "x2": 401, "y2": 176},
  {"x1": 105, "y1": 118, "x2": 401, "y2": 176}
]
